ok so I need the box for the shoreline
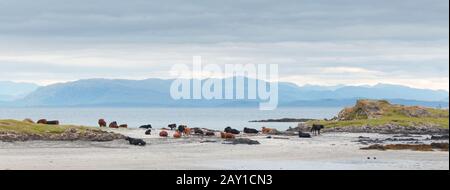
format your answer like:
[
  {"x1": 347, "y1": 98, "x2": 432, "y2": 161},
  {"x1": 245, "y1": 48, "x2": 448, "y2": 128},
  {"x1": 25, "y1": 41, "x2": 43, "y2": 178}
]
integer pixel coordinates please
[{"x1": 0, "y1": 131, "x2": 448, "y2": 170}]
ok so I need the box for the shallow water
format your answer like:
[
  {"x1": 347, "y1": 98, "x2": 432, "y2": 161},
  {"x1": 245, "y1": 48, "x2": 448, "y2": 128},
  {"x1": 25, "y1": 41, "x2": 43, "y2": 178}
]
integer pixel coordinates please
[{"x1": 0, "y1": 107, "x2": 341, "y2": 130}]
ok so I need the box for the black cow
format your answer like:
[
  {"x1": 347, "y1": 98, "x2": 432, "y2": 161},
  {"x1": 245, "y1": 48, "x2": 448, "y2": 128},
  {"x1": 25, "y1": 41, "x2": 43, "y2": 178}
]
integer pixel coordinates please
[
  {"x1": 224, "y1": 127, "x2": 240, "y2": 135},
  {"x1": 298, "y1": 131, "x2": 312, "y2": 138},
  {"x1": 46, "y1": 120, "x2": 60, "y2": 125},
  {"x1": 192, "y1": 128, "x2": 204, "y2": 135},
  {"x1": 125, "y1": 137, "x2": 146, "y2": 146},
  {"x1": 145, "y1": 129, "x2": 152, "y2": 135},
  {"x1": 178, "y1": 125, "x2": 187, "y2": 133},
  {"x1": 243, "y1": 127, "x2": 259, "y2": 134},
  {"x1": 139, "y1": 124, "x2": 152, "y2": 129},
  {"x1": 168, "y1": 124, "x2": 177, "y2": 130},
  {"x1": 310, "y1": 124, "x2": 325, "y2": 135}
]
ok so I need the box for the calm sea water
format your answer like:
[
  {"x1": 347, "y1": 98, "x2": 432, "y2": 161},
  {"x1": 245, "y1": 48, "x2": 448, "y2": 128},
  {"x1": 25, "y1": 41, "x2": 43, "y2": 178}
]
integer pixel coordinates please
[{"x1": 0, "y1": 107, "x2": 342, "y2": 131}]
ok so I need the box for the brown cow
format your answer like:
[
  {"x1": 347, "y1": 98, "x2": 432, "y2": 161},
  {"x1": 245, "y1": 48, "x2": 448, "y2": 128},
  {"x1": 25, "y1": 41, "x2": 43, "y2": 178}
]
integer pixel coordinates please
[
  {"x1": 173, "y1": 131, "x2": 182, "y2": 138},
  {"x1": 119, "y1": 124, "x2": 128, "y2": 128},
  {"x1": 262, "y1": 127, "x2": 274, "y2": 134},
  {"x1": 109, "y1": 121, "x2": 119, "y2": 128},
  {"x1": 98, "y1": 119, "x2": 107, "y2": 127},
  {"x1": 220, "y1": 132, "x2": 235, "y2": 139},
  {"x1": 183, "y1": 127, "x2": 191, "y2": 136},
  {"x1": 159, "y1": 130, "x2": 169, "y2": 137}
]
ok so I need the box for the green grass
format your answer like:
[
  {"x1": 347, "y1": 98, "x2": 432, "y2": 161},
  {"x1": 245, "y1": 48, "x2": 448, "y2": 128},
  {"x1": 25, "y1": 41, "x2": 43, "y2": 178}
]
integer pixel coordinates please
[
  {"x1": 309, "y1": 116, "x2": 449, "y2": 129},
  {"x1": 320, "y1": 99, "x2": 450, "y2": 129},
  {"x1": 0, "y1": 119, "x2": 97, "y2": 135}
]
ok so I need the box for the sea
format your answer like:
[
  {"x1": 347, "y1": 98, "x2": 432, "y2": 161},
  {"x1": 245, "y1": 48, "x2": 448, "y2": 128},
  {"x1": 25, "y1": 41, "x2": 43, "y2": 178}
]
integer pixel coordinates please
[{"x1": 0, "y1": 107, "x2": 342, "y2": 131}]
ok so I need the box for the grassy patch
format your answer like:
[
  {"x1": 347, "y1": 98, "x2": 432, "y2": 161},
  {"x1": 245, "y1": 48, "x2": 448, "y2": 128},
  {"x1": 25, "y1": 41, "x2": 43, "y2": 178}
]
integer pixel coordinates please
[
  {"x1": 308, "y1": 116, "x2": 449, "y2": 129},
  {"x1": 312, "y1": 99, "x2": 449, "y2": 129},
  {"x1": 0, "y1": 119, "x2": 97, "y2": 135}
]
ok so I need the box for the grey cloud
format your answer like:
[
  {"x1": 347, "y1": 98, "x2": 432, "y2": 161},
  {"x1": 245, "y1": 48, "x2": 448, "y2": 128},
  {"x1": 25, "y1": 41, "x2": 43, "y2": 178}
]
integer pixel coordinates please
[{"x1": 0, "y1": 0, "x2": 448, "y2": 43}]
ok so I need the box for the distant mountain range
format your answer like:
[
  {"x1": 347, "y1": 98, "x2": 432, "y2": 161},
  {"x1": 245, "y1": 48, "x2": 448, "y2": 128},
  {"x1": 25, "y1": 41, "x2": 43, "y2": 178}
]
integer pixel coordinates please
[
  {"x1": 0, "y1": 78, "x2": 448, "y2": 108},
  {"x1": 0, "y1": 81, "x2": 40, "y2": 101}
]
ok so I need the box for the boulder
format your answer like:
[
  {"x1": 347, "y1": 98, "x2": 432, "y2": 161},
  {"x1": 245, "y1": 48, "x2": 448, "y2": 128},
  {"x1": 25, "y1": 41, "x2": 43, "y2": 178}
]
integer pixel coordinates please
[
  {"x1": 225, "y1": 138, "x2": 260, "y2": 145},
  {"x1": 23, "y1": 118, "x2": 35, "y2": 124}
]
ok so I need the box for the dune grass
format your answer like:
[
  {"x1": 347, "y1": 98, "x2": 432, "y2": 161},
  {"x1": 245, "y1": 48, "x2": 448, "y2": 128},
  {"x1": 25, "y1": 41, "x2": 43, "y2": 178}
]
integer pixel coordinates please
[{"x1": 0, "y1": 119, "x2": 96, "y2": 135}]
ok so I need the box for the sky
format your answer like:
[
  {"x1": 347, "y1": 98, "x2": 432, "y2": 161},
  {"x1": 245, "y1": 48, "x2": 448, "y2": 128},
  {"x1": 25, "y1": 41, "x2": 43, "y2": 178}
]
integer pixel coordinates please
[{"x1": 0, "y1": 0, "x2": 448, "y2": 91}]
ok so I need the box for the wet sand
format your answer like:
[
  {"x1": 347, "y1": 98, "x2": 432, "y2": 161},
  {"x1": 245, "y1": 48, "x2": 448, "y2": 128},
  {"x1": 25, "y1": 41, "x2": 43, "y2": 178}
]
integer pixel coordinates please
[{"x1": 0, "y1": 130, "x2": 448, "y2": 170}]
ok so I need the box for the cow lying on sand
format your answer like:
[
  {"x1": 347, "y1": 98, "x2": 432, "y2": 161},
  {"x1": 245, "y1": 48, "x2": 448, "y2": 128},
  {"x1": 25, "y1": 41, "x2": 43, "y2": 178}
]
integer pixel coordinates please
[
  {"x1": 37, "y1": 119, "x2": 59, "y2": 125},
  {"x1": 224, "y1": 127, "x2": 240, "y2": 134},
  {"x1": 125, "y1": 137, "x2": 146, "y2": 146},
  {"x1": 261, "y1": 127, "x2": 274, "y2": 134},
  {"x1": 244, "y1": 127, "x2": 258, "y2": 134},
  {"x1": 220, "y1": 132, "x2": 235, "y2": 139}
]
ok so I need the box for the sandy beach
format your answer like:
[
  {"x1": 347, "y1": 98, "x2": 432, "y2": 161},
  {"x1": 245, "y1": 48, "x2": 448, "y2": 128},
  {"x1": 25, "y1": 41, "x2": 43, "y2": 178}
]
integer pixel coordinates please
[{"x1": 0, "y1": 129, "x2": 448, "y2": 170}]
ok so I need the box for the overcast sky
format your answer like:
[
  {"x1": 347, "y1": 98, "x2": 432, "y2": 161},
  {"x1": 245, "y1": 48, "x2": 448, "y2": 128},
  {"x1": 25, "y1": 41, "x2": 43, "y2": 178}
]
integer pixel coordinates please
[{"x1": 0, "y1": 0, "x2": 448, "y2": 90}]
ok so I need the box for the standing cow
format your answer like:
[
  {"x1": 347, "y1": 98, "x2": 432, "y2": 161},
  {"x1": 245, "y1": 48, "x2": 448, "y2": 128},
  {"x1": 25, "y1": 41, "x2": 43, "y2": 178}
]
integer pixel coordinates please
[{"x1": 310, "y1": 124, "x2": 325, "y2": 135}]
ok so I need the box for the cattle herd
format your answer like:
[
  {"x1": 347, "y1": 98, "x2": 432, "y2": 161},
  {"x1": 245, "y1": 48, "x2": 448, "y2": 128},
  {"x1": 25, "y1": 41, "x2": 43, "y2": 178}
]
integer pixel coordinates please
[
  {"x1": 28, "y1": 118, "x2": 325, "y2": 146},
  {"x1": 96, "y1": 118, "x2": 325, "y2": 140}
]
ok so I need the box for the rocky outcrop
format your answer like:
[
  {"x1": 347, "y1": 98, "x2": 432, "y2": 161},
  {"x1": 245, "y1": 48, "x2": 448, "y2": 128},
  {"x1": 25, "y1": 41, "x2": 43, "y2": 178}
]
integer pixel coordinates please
[
  {"x1": 324, "y1": 124, "x2": 449, "y2": 135},
  {"x1": 337, "y1": 99, "x2": 443, "y2": 121},
  {"x1": 224, "y1": 138, "x2": 260, "y2": 145},
  {"x1": 0, "y1": 128, "x2": 126, "y2": 142},
  {"x1": 361, "y1": 143, "x2": 449, "y2": 151}
]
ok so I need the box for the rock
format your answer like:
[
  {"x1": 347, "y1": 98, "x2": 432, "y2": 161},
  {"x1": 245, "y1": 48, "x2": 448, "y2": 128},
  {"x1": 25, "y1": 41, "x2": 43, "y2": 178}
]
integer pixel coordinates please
[
  {"x1": 119, "y1": 124, "x2": 128, "y2": 128},
  {"x1": 225, "y1": 138, "x2": 260, "y2": 145},
  {"x1": 23, "y1": 118, "x2": 35, "y2": 123},
  {"x1": 431, "y1": 143, "x2": 449, "y2": 150},
  {"x1": 431, "y1": 135, "x2": 449, "y2": 140},
  {"x1": 0, "y1": 127, "x2": 125, "y2": 142}
]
